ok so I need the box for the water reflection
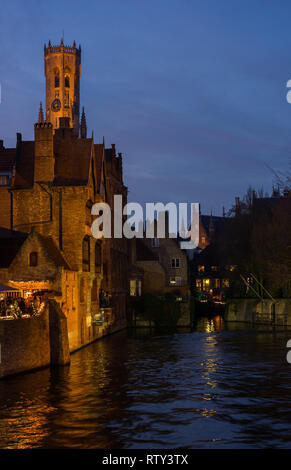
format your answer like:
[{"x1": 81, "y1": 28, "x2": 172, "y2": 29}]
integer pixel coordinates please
[{"x1": 0, "y1": 317, "x2": 290, "y2": 448}]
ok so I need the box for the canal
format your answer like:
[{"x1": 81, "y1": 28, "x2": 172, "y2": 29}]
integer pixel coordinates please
[{"x1": 0, "y1": 317, "x2": 290, "y2": 449}]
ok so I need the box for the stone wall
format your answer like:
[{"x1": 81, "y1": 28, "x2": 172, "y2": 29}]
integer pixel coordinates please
[
  {"x1": 225, "y1": 298, "x2": 291, "y2": 325},
  {"x1": 0, "y1": 300, "x2": 70, "y2": 379},
  {"x1": 0, "y1": 307, "x2": 50, "y2": 378}
]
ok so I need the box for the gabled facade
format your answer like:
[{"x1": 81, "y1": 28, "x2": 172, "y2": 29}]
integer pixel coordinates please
[{"x1": 0, "y1": 40, "x2": 128, "y2": 351}]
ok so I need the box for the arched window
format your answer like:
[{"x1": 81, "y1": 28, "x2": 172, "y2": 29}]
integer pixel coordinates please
[
  {"x1": 29, "y1": 252, "x2": 38, "y2": 267},
  {"x1": 82, "y1": 236, "x2": 90, "y2": 272},
  {"x1": 95, "y1": 242, "x2": 102, "y2": 273},
  {"x1": 54, "y1": 70, "x2": 60, "y2": 88},
  {"x1": 65, "y1": 75, "x2": 70, "y2": 88},
  {"x1": 80, "y1": 277, "x2": 85, "y2": 303},
  {"x1": 91, "y1": 278, "x2": 98, "y2": 302}
]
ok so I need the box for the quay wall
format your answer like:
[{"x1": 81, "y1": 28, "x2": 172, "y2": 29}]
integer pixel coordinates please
[
  {"x1": 225, "y1": 298, "x2": 291, "y2": 325},
  {"x1": 0, "y1": 301, "x2": 126, "y2": 379}
]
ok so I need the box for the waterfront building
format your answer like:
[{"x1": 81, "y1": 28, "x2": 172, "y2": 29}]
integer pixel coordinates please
[{"x1": 0, "y1": 40, "x2": 128, "y2": 352}]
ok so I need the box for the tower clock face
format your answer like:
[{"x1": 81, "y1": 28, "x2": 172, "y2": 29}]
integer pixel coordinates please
[{"x1": 51, "y1": 98, "x2": 61, "y2": 112}]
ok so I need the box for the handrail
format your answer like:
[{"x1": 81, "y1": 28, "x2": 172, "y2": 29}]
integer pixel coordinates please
[{"x1": 250, "y1": 272, "x2": 276, "y2": 303}]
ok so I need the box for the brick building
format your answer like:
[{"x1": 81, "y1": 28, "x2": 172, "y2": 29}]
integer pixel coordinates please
[{"x1": 0, "y1": 40, "x2": 128, "y2": 351}]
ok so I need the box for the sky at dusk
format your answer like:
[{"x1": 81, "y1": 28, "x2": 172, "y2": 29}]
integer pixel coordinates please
[{"x1": 0, "y1": 0, "x2": 291, "y2": 215}]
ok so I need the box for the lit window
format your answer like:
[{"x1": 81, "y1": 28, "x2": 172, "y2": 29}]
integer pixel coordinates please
[
  {"x1": 171, "y1": 258, "x2": 180, "y2": 268},
  {"x1": 196, "y1": 279, "x2": 202, "y2": 289},
  {"x1": 29, "y1": 252, "x2": 38, "y2": 267},
  {"x1": 201, "y1": 236, "x2": 206, "y2": 244},
  {"x1": 197, "y1": 265, "x2": 205, "y2": 272},
  {"x1": 222, "y1": 279, "x2": 230, "y2": 288},
  {"x1": 152, "y1": 238, "x2": 159, "y2": 247},
  {"x1": 170, "y1": 276, "x2": 182, "y2": 286},
  {"x1": 203, "y1": 279, "x2": 210, "y2": 290},
  {"x1": 211, "y1": 266, "x2": 218, "y2": 271},
  {"x1": 214, "y1": 278, "x2": 220, "y2": 288},
  {"x1": 226, "y1": 265, "x2": 236, "y2": 272},
  {"x1": 130, "y1": 280, "x2": 141, "y2": 296}
]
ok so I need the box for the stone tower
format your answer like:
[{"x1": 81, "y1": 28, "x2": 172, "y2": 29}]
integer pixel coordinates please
[{"x1": 44, "y1": 39, "x2": 81, "y2": 135}]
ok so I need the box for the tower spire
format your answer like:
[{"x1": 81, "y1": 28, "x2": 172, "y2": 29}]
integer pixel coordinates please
[
  {"x1": 80, "y1": 106, "x2": 87, "y2": 138},
  {"x1": 38, "y1": 101, "x2": 44, "y2": 123}
]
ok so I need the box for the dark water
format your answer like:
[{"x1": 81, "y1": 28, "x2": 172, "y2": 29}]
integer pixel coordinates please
[{"x1": 0, "y1": 317, "x2": 291, "y2": 449}]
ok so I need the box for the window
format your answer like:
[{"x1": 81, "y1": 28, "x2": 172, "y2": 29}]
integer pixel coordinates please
[
  {"x1": 202, "y1": 278, "x2": 210, "y2": 290},
  {"x1": 54, "y1": 71, "x2": 60, "y2": 88},
  {"x1": 226, "y1": 265, "x2": 236, "y2": 272},
  {"x1": 72, "y1": 287, "x2": 76, "y2": 308},
  {"x1": 214, "y1": 278, "x2": 220, "y2": 288},
  {"x1": 86, "y1": 200, "x2": 93, "y2": 226},
  {"x1": 201, "y1": 236, "x2": 206, "y2": 244},
  {"x1": 130, "y1": 279, "x2": 142, "y2": 296},
  {"x1": 171, "y1": 258, "x2": 180, "y2": 268},
  {"x1": 82, "y1": 236, "x2": 90, "y2": 272},
  {"x1": 95, "y1": 243, "x2": 102, "y2": 273},
  {"x1": 197, "y1": 265, "x2": 205, "y2": 272},
  {"x1": 222, "y1": 279, "x2": 230, "y2": 288},
  {"x1": 80, "y1": 277, "x2": 85, "y2": 303},
  {"x1": 196, "y1": 279, "x2": 202, "y2": 290},
  {"x1": 0, "y1": 175, "x2": 10, "y2": 186},
  {"x1": 91, "y1": 279, "x2": 98, "y2": 302},
  {"x1": 152, "y1": 237, "x2": 159, "y2": 247},
  {"x1": 65, "y1": 75, "x2": 70, "y2": 88},
  {"x1": 211, "y1": 266, "x2": 218, "y2": 271},
  {"x1": 29, "y1": 252, "x2": 38, "y2": 267},
  {"x1": 64, "y1": 90, "x2": 70, "y2": 108}
]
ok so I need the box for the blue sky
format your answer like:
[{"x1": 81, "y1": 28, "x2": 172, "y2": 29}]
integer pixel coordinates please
[{"x1": 0, "y1": 0, "x2": 291, "y2": 214}]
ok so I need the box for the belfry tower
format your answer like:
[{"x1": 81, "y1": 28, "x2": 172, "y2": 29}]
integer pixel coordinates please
[{"x1": 44, "y1": 39, "x2": 81, "y2": 135}]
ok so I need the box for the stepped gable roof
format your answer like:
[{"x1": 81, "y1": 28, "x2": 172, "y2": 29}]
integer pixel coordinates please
[
  {"x1": 0, "y1": 227, "x2": 28, "y2": 268},
  {"x1": 136, "y1": 239, "x2": 159, "y2": 262},
  {"x1": 53, "y1": 135, "x2": 93, "y2": 186}
]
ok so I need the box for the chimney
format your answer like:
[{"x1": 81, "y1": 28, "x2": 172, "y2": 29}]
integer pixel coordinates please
[{"x1": 34, "y1": 122, "x2": 54, "y2": 182}]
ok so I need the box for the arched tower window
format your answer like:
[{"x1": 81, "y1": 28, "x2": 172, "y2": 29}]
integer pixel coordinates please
[
  {"x1": 82, "y1": 236, "x2": 90, "y2": 272},
  {"x1": 65, "y1": 75, "x2": 70, "y2": 88},
  {"x1": 54, "y1": 68, "x2": 60, "y2": 88}
]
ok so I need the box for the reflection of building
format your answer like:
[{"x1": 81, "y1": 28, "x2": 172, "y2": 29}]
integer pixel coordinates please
[{"x1": 0, "y1": 40, "x2": 128, "y2": 352}]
